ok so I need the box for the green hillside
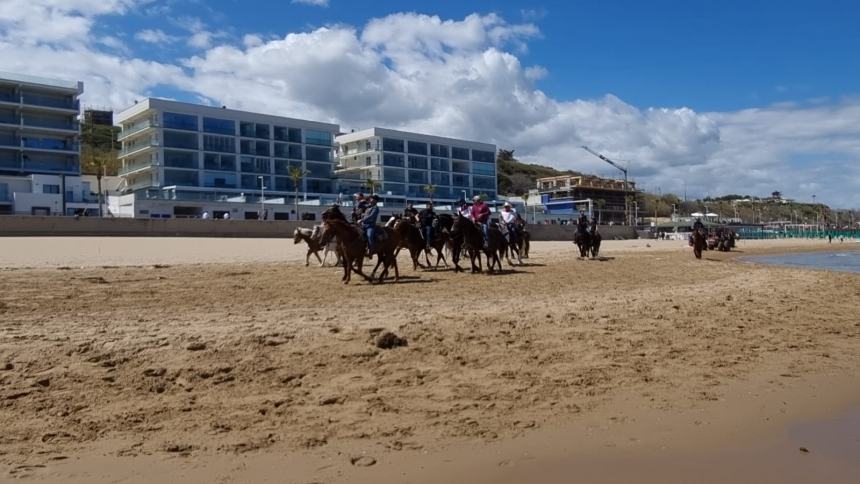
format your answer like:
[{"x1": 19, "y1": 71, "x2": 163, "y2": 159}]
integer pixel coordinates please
[{"x1": 496, "y1": 149, "x2": 578, "y2": 195}]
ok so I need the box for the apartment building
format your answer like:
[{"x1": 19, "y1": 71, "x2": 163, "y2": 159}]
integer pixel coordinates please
[
  {"x1": 537, "y1": 174, "x2": 636, "y2": 224},
  {"x1": 114, "y1": 98, "x2": 340, "y2": 219},
  {"x1": 335, "y1": 127, "x2": 497, "y2": 206}
]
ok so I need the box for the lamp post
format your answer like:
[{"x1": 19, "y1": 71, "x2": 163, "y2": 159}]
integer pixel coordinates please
[{"x1": 258, "y1": 176, "x2": 266, "y2": 220}]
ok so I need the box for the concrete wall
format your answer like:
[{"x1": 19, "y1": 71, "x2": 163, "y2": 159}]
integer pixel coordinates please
[{"x1": 0, "y1": 215, "x2": 638, "y2": 240}]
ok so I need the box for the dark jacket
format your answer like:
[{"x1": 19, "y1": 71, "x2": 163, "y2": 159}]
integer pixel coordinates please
[
  {"x1": 419, "y1": 208, "x2": 436, "y2": 228},
  {"x1": 360, "y1": 205, "x2": 379, "y2": 228}
]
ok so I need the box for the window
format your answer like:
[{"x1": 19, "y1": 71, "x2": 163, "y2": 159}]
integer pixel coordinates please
[
  {"x1": 407, "y1": 141, "x2": 427, "y2": 155},
  {"x1": 240, "y1": 156, "x2": 270, "y2": 173},
  {"x1": 163, "y1": 112, "x2": 197, "y2": 131},
  {"x1": 164, "y1": 150, "x2": 198, "y2": 169},
  {"x1": 430, "y1": 157, "x2": 449, "y2": 171},
  {"x1": 42, "y1": 184, "x2": 60, "y2": 194},
  {"x1": 383, "y1": 167, "x2": 405, "y2": 183},
  {"x1": 452, "y1": 160, "x2": 470, "y2": 173},
  {"x1": 289, "y1": 144, "x2": 302, "y2": 159},
  {"x1": 430, "y1": 144, "x2": 449, "y2": 158},
  {"x1": 288, "y1": 128, "x2": 302, "y2": 143},
  {"x1": 382, "y1": 182, "x2": 405, "y2": 195},
  {"x1": 306, "y1": 179, "x2": 332, "y2": 193},
  {"x1": 408, "y1": 170, "x2": 428, "y2": 184},
  {"x1": 203, "y1": 117, "x2": 234, "y2": 135},
  {"x1": 383, "y1": 153, "x2": 404, "y2": 167},
  {"x1": 273, "y1": 126, "x2": 288, "y2": 142},
  {"x1": 203, "y1": 171, "x2": 237, "y2": 188},
  {"x1": 240, "y1": 122, "x2": 255, "y2": 138},
  {"x1": 256, "y1": 140, "x2": 269, "y2": 156},
  {"x1": 255, "y1": 123, "x2": 270, "y2": 139},
  {"x1": 163, "y1": 130, "x2": 198, "y2": 150},
  {"x1": 306, "y1": 162, "x2": 331, "y2": 178},
  {"x1": 472, "y1": 162, "x2": 496, "y2": 176},
  {"x1": 203, "y1": 135, "x2": 235, "y2": 153},
  {"x1": 274, "y1": 177, "x2": 295, "y2": 191},
  {"x1": 305, "y1": 129, "x2": 331, "y2": 146},
  {"x1": 164, "y1": 169, "x2": 199, "y2": 186},
  {"x1": 305, "y1": 146, "x2": 330, "y2": 162},
  {"x1": 472, "y1": 150, "x2": 495, "y2": 163},
  {"x1": 382, "y1": 137, "x2": 404, "y2": 152},
  {"x1": 273, "y1": 143, "x2": 288, "y2": 158},
  {"x1": 406, "y1": 185, "x2": 426, "y2": 197},
  {"x1": 275, "y1": 159, "x2": 302, "y2": 174},
  {"x1": 203, "y1": 153, "x2": 235, "y2": 171},
  {"x1": 408, "y1": 156, "x2": 427, "y2": 169},
  {"x1": 241, "y1": 174, "x2": 269, "y2": 190},
  {"x1": 452, "y1": 174, "x2": 470, "y2": 187},
  {"x1": 473, "y1": 175, "x2": 495, "y2": 189},
  {"x1": 430, "y1": 172, "x2": 449, "y2": 186},
  {"x1": 452, "y1": 146, "x2": 469, "y2": 160}
]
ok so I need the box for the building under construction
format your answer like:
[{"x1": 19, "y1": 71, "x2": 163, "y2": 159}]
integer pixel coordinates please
[{"x1": 537, "y1": 174, "x2": 635, "y2": 224}]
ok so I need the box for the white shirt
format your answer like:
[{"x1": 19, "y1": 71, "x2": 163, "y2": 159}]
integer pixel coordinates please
[
  {"x1": 458, "y1": 207, "x2": 472, "y2": 219},
  {"x1": 500, "y1": 209, "x2": 517, "y2": 224}
]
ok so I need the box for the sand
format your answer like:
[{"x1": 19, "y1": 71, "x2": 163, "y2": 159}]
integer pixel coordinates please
[{"x1": 0, "y1": 237, "x2": 858, "y2": 482}]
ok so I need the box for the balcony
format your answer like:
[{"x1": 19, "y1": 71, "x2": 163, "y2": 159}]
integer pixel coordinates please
[
  {"x1": 119, "y1": 160, "x2": 159, "y2": 176},
  {"x1": 0, "y1": 134, "x2": 19, "y2": 148},
  {"x1": 22, "y1": 138, "x2": 78, "y2": 153},
  {"x1": 22, "y1": 117, "x2": 79, "y2": 133},
  {"x1": 118, "y1": 120, "x2": 159, "y2": 141},
  {"x1": 21, "y1": 93, "x2": 79, "y2": 112},
  {"x1": 22, "y1": 159, "x2": 79, "y2": 173},
  {"x1": 120, "y1": 140, "x2": 159, "y2": 157}
]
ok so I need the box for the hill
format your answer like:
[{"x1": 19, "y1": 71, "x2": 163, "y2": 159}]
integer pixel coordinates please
[{"x1": 496, "y1": 149, "x2": 578, "y2": 195}]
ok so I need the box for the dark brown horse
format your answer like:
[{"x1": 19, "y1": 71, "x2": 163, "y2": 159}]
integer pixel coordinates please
[
  {"x1": 320, "y1": 218, "x2": 399, "y2": 284},
  {"x1": 450, "y1": 214, "x2": 505, "y2": 274},
  {"x1": 692, "y1": 228, "x2": 705, "y2": 259},
  {"x1": 387, "y1": 216, "x2": 448, "y2": 270}
]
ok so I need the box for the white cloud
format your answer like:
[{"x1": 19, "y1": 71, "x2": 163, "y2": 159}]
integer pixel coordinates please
[
  {"x1": 134, "y1": 28, "x2": 176, "y2": 44},
  {"x1": 291, "y1": 0, "x2": 330, "y2": 6}
]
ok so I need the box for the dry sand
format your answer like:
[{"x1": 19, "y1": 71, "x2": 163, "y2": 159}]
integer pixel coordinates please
[{"x1": 0, "y1": 237, "x2": 858, "y2": 482}]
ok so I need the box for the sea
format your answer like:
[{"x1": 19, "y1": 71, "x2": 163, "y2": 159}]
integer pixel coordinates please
[{"x1": 745, "y1": 249, "x2": 860, "y2": 275}]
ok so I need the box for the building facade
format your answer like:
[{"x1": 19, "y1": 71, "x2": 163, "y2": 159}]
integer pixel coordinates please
[
  {"x1": 335, "y1": 127, "x2": 497, "y2": 206},
  {"x1": 537, "y1": 174, "x2": 635, "y2": 224},
  {"x1": 114, "y1": 98, "x2": 340, "y2": 219}
]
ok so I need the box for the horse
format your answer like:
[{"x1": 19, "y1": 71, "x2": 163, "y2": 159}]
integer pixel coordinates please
[
  {"x1": 388, "y1": 216, "x2": 449, "y2": 270},
  {"x1": 514, "y1": 216, "x2": 530, "y2": 258},
  {"x1": 450, "y1": 214, "x2": 505, "y2": 274},
  {"x1": 691, "y1": 228, "x2": 706, "y2": 259},
  {"x1": 320, "y1": 218, "x2": 399, "y2": 284},
  {"x1": 497, "y1": 222, "x2": 523, "y2": 265},
  {"x1": 293, "y1": 226, "x2": 340, "y2": 267},
  {"x1": 573, "y1": 227, "x2": 592, "y2": 259}
]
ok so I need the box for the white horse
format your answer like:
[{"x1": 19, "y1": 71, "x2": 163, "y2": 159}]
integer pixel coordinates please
[{"x1": 294, "y1": 225, "x2": 340, "y2": 267}]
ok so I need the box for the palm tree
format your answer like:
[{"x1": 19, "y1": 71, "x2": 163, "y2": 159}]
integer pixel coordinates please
[
  {"x1": 595, "y1": 198, "x2": 606, "y2": 224},
  {"x1": 363, "y1": 178, "x2": 380, "y2": 195},
  {"x1": 422, "y1": 183, "x2": 436, "y2": 202},
  {"x1": 288, "y1": 166, "x2": 309, "y2": 221}
]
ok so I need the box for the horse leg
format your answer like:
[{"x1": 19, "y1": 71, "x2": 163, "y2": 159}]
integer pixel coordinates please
[
  {"x1": 313, "y1": 249, "x2": 323, "y2": 266},
  {"x1": 342, "y1": 255, "x2": 351, "y2": 283}
]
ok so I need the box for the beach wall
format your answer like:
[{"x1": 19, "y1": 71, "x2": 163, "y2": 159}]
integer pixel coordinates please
[{"x1": 0, "y1": 216, "x2": 638, "y2": 240}]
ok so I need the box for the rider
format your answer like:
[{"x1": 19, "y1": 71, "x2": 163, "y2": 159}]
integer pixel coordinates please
[
  {"x1": 470, "y1": 195, "x2": 491, "y2": 247},
  {"x1": 352, "y1": 192, "x2": 368, "y2": 223},
  {"x1": 457, "y1": 199, "x2": 472, "y2": 219},
  {"x1": 576, "y1": 210, "x2": 589, "y2": 235},
  {"x1": 499, "y1": 202, "x2": 518, "y2": 245},
  {"x1": 404, "y1": 202, "x2": 419, "y2": 222},
  {"x1": 589, "y1": 216, "x2": 598, "y2": 234},
  {"x1": 692, "y1": 217, "x2": 704, "y2": 231},
  {"x1": 418, "y1": 201, "x2": 436, "y2": 250},
  {"x1": 360, "y1": 195, "x2": 380, "y2": 257}
]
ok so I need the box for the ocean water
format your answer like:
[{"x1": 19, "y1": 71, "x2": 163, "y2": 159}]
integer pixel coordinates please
[{"x1": 746, "y1": 250, "x2": 860, "y2": 274}]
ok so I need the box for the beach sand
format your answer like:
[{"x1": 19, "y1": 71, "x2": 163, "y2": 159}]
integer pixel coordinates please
[{"x1": 0, "y1": 237, "x2": 858, "y2": 482}]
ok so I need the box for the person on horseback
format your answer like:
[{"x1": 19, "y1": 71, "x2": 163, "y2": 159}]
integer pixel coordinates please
[
  {"x1": 360, "y1": 194, "x2": 380, "y2": 257},
  {"x1": 577, "y1": 210, "x2": 589, "y2": 235},
  {"x1": 418, "y1": 201, "x2": 436, "y2": 250},
  {"x1": 470, "y1": 195, "x2": 491, "y2": 248},
  {"x1": 589, "y1": 216, "x2": 598, "y2": 234},
  {"x1": 692, "y1": 217, "x2": 704, "y2": 231},
  {"x1": 352, "y1": 192, "x2": 368, "y2": 223},
  {"x1": 404, "y1": 202, "x2": 419, "y2": 222},
  {"x1": 458, "y1": 199, "x2": 472, "y2": 219},
  {"x1": 500, "y1": 202, "x2": 518, "y2": 245}
]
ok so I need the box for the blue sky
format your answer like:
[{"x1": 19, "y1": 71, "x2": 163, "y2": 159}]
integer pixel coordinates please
[{"x1": 2, "y1": 0, "x2": 860, "y2": 207}]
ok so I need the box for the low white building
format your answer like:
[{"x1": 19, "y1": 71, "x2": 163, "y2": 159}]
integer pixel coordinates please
[{"x1": 0, "y1": 173, "x2": 98, "y2": 215}]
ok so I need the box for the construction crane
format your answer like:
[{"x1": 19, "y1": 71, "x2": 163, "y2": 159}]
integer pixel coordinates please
[{"x1": 581, "y1": 145, "x2": 632, "y2": 225}]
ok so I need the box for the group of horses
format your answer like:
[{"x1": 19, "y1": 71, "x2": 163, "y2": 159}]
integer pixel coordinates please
[
  {"x1": 294, "y1": 205, "x2": 531, "y2": 284},
  {"x1": 573, "y1": 224, "x2": 602, "y2": 259},
  {"x1": 689, "y1": 228, "x2": 737, "y2": 259}
]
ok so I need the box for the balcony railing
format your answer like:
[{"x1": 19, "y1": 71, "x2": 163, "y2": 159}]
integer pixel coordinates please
[
  {"x1": 22, "y1": 160, "x2": 79, "y2": 172},
  {"x1": 21, "y1": 93, "x2": 79, "y2": 111},
  {"x1": 119, "y1": 161, "x2": 158, "y2": 175},
  {"x1": 120, "y1": 140, "x2": 159, "y2": 157},
  {"x1": 0, "y1": 92, "x2": 16, "y2": 103},
  {"x1": 22, "y1": 138, "x2": 77, "y2": 152},
  {"x1": 22, "y1": 117, "x2": 79, "y2": 131},
  {"x1": 118, "y1": 120, "x2": 158, "y2": 141},
  {"x1": 0, "y1": 134, "x2": 19, "y2": 147}
]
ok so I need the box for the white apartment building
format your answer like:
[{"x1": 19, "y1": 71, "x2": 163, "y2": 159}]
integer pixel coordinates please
[
  {"x1": 114, "y1": 98, "x2": 340, "y2": 219},
  {"x1": 335, "y1": 127, "x2": 497, "y2": 206}
]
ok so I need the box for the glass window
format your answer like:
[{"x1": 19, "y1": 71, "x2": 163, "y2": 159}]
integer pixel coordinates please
[
  {"x1": 239, "y1": 122, "x2": 255, "y2": 138},
  {"x1": 383, "y1": 153, "x2": 404, "y2": 167},
  {"x1": 430, "y1": 157, "x2": 449, "y2": 171},
  {"x1": 306, "y1": 179, "x2": 332, "y2": 193},
  {"x1": 255, "y1": 124, "x2": 270, "y2": 139},
  {"x1": 202, "y1": 171, "x2": 237, "y2": 188},
  {"x1": 42, "y1": 184, "x2": 60, "y2": 194},
  {"x1": 274, "y1": 176, "x2": 295, "y2": 191},
  {"x1": 164, "y1": 150, "x2": 198, "y2": 169},
  {"x1": 241, "y1": 174, "x2": 269, "y2": 190},
  {"x1": 430, "y1": 144, "x2": 449, "y2": 158},
  {"x1": 305, "y1": 129, "x2": 331, "y2": 146},
  {"x1": 274, "y1": 159, "x2": 302, "y2": 175},
  {"x1": 203, "y1": 153, "x2": 235, "y2": 171},
  {"x1": 452, "y1": 174, "x2": 470, "y2": 187},
  {"x1": 383, "y1": 167, "x2": 405, "y2": 183},
  {"x1": 240, "y1": 139, "x2": 254, "y2": 155},
  {"x1": 407, "y1": 141, "x2": 427, "y2": 155},
  {"x1": 452, "y1": 146, "x2": 469, "y2": 160},
  {"x1": 382, "y1": 137, "x2": 404, "y2": 152},
  {"x1": 203, "y1": 135, "x2": 235, "y2": 153},
  {"x1": 163, "y1": 130, "x2": 198, "y2": 150},
  {"x1": 306, "y1": 162, "x2": 331, "y2": 178},
  {"x1": 473, "y1": 175, "x2": 495, "y2": 189},
  {"x1": 452, "y1": 160, "x2": 470, "y2": 173},
  {"x1": 406, "y1": 184, "x2": 426, "y2": 197},
  {"x1": 288, "y1": 128, "x2": 302, "y2": 143},
  {"x1": 256, "y1": 140, "x2": 269, "y2": 157},
  {"x1": 408, "y1": 156, "x2": 427, "y2": 169},
  {"x1": 202, "y1": 117, "x2": 234, "y2": 135},
  {"x1": 472, "y1": 150, "x2": 495, "y2": 163},
  {"x1": 163, "y1": 112, "x2": 197, "y2": 131},
  {"x1": 289, "y1": 144, "x2": 302, "y2": 160},
  {"x1": 430, "y1": 172, "x2": 449, "y2": 186},
  {"x1": 273, "y1": 142, "x2": 288, "y2": 158},
  {"x1": 273, "y1": 126, "x2": 287, "y2": 141},
  {"x1": 164, "y1": 169, "x2": 199, "y2": 186},
  {"x1": 382, "y1": 182, "x2": 405, "y2": 196},
  {"x1": 408, "y1": 170, "x2": 428, "y2": 184},
  {"x1": 240, "y1": 156, "x2": 270, "y2": 173},
  {"x1": 305, "y1": 146, "x2": 330, "y2": 162},
  {"x1": 472, "y1": 161, "x2": 496, "y2": 176}
]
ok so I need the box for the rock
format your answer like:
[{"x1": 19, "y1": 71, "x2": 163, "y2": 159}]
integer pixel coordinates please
[
  {"x1": 375, "y1": 331, "x2": 408, "y2": 349},
  {"x1": 164, "y1": 443, "x2": 194, "y2": 453},
  {"x1": 2, "y1": 363, "x2": 12, "y2": 371},
  {"x1": 34, "y1": 377, "x2": 50, "y2": 387},
  {"x1": 280, "y1": 373, "x2": 305, "y2": 385},
  {"x1": 799, "y1": 447, "x2": 810, "y2": 453},
  {"x1": 186, "y1": 342, "x2": 207, "y2": 351},
  {"x1": 143, "y1": 368, "x2": 167, "y2": 377},
  {"x1": 319, "y1": 395, "x2": 345, "y2": 406},
  {"x1": 350, "y1": 455, "x2": 377, "y2": 467}
]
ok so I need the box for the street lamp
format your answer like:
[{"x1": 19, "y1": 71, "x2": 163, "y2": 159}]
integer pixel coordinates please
[{"x1": 258, "y1": 176, "x2": 266, "y2": 220}]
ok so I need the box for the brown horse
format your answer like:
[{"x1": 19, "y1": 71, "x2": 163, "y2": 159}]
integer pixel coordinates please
[
  {"x1": 692, "y1": 228, "x2": 705, "y2": 259},
  {"x1": 388, "y1": 216, "x2": 448, "y2": 270},
  {"x1": 320, "y1": 218, "x2": 399, "y2": 284},
  {"x1": 450, "y1": 214, "x2": 505, "y2": 274}
]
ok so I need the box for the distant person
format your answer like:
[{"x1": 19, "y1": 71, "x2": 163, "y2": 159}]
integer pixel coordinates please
[
  {"x1": 457, "y1": 199, "x2": 471, "y2": 220},
  {"x1": 361, "y1": 195, "x2": 380, "y2": 257},
  {"x1": 418, "y1": 201, "x2": 436, "y2": 249},
  {"x1": 470, "y1": 195, "x2": 491, "y2": 247},
  {"x1": 202, "y1": 211, "x2": 210, "y2": 220},
  {"x1": 223, "y1": 212, "x2": 230, "y2": 220}
]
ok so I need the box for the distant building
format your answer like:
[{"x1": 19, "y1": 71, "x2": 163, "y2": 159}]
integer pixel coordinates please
[
  {"x1": 84, "y1": 109, "x2": 113, "y2": 126},
  {"x1": 537, "y1": 174, "x2": 635, "y2": 224},
  {"x1": 0, "y1": 173, "x2": 99, "y2": 215},
  {"x1": 335, "y1": 127, "x2": 497, "y2": 206}
]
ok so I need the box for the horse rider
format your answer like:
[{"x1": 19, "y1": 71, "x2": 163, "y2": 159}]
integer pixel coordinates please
[
  {"x1": 457, "y1": 199, "x2": 472, "y2": 219},
  {"x1": 418, "y1": 201, "x2": 436, "y2": 250},
  {"x1": 576, "y1": 210, "x2": 589, "y2": 235},
  {"x1": 692, "y1": 217, "x2": 704, "y2": 232},
  {"x1": 352, "y1": 192, "x2": 368, "y2": 223},
  {"x1": 404, "y1": 202, "x2": 419, "y2": 223},
  {"x1": 500, "y1": 202, "x2": 518, "y2": 245},
  {"x1": 360, "y1": 195, "x2": 380, "y2": 257},
  {"x1": 470, "y1": 195, "x2": 491, "y2": 247}
]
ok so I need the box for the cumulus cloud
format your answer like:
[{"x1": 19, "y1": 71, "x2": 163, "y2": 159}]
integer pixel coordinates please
[
  {"x1": 291, "y1": 0, "x2": 330, "y2": 6},
  {"x1": 134, "y1": 28, "x2": 177, "y2": 44},
  {"x1": 1, "y1": 7, "x2": 858, "y2": 207}
]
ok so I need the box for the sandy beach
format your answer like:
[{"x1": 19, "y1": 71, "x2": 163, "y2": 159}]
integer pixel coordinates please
[{"x1": 0, "y1": 237, "x2": 858, "y2": 482}]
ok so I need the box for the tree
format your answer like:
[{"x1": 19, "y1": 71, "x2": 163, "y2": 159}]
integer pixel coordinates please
[
  {"x1": 363, "y1": 178, "x2": 380, "y2": 195},
  {"x1": 288, "y1": 166, "x2": 309, "y2": 220},
  {"x1": 595, "y1": 198, "x2": 606, "y2": 223},
  {"x1": 422, "y1": 183, "x2": 436, "y2": 202}
]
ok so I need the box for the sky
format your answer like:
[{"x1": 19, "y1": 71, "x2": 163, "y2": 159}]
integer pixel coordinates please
[{"x1": 2, "y1": 0, "x2": 859, "y2": 207}]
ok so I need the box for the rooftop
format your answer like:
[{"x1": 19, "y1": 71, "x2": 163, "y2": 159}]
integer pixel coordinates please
[{"x1": 0, "y1": 71, "x2": 82, "y2": 92}]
